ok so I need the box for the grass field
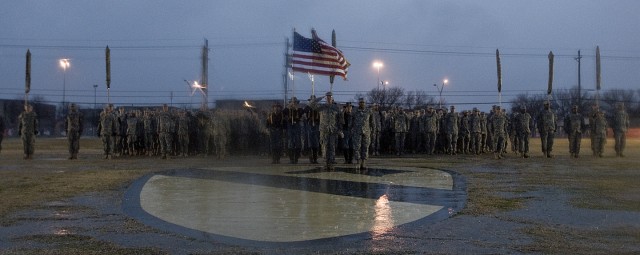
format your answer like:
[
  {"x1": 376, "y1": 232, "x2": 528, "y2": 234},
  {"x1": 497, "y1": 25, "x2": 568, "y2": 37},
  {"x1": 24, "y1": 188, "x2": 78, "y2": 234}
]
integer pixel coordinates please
[{"x1": 0, "y1": 136, "x2": 638, "y2": 254}]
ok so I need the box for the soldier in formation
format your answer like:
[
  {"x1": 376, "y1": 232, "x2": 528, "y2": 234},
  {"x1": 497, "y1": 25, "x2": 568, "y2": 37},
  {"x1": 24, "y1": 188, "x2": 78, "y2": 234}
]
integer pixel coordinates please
[
  {"x1": 370, "y1": 104, "x2": 382, "y2": 156},
  {"x1": 423, "y1": 106, "x2": 439, "y2": 155},
  {"x1": 515, "y1": 105, "x2": 532, "y2": 158},
  {"x1": 612, "y1": 102, "x2": 630, "y2": 157},
  {"x1": 445, "y1": 105, "x2": 459, "y2": 155},
  {"x1": 283, "y1": 97, "x2": 303, "y2": 164},
  {"x1": 318, "y1": 92, "x2": 343, "y2": 170},
  {"x1": 65, "y1": 103, "x2": 83, "y2": 159},
  {"x1": 538, "y1": 101, "x2": 556, "y2": 158},
  {"x1": 267, "y1": 103, "x2": 284, "y2": 164},
  {"x1": 490, "y1": 106, "x2": 508, "y2": 159},
  {"x1": 393, "y1": 106, "x2": 409, "y2": 156},
  {"x1": 342, "y1": 102, "x2": 354, "y2": 163},
  {"x1": 97, "y1": 105, "x2": 116, "y2": 159},
  {"x1": 564, "y1": 105, "x2": 584, "y2": 158},
  {"x1": 304, "y1": 96, "x2": 321, "y2": 164},
  {"x1": 18, "y1": 104, "x2": 38, "y2": 160},
  {"x1": 591, "y1": 108, "x2": 607, "y2": 157},
  {"x1": 157, "y1": 104, "x2": 174, "y2": 159},
  {"x1": 351, "y1": 98, "x2": 373, "y2": 169}
]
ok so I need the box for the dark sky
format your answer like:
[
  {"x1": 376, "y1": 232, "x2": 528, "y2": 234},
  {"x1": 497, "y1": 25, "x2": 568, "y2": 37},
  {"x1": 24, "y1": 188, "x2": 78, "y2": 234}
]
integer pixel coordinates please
[{"x1": 1, "y1": 0, "x2": 639, "y2": 110}]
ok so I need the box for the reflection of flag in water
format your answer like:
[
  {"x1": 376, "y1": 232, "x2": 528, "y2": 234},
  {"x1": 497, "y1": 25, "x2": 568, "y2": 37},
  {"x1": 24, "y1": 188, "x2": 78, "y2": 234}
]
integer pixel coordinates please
[
  {"x1": 547, "y1": 51, "x2": 554, "y2": 95},
  {"x1": 596, "y1": 46, "x2": 601, "y2": 91},
  {"x1": 291, "y1": 30, "x2": 350, "y2": 80},
  {"x1": 25, "y1": 49, "x2": 31, "y2": 94},
  {"x1": 496, "y1": 49, "x2": 502, "y2": 93}
]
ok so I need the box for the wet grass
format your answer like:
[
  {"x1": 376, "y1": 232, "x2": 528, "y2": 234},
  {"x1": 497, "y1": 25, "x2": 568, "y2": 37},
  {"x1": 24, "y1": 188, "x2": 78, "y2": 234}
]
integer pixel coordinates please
[
  {"x1": 7, "y1": 234, "x2": 166, "y2": 255},
  {"x1": 0, "y1": 136, "x2": 639, "y2": 253}
]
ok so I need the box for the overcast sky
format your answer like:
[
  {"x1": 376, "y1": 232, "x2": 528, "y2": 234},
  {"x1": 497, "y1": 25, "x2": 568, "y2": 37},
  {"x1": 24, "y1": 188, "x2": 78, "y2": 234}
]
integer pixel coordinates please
[{"x1": 1, "y1": 0, "x2": 639, "y2": 110}]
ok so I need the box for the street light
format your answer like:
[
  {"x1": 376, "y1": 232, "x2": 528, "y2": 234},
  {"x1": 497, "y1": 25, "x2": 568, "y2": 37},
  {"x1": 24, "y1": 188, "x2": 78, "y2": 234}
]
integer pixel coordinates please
[
  {"x1": 59, "y1": 59, "x2": 70, "y2": 107},
  {"x1": 373, "y1": 61, "x2": 383, "y2": 90},
  {"x1": 433, "y1": 78, "x2": 448, "y2": 108}
]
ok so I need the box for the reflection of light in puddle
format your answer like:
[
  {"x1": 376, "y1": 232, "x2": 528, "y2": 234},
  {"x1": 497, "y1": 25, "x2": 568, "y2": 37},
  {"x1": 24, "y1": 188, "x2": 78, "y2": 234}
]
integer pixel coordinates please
[
  {"x1": 371, "y1": 194, "x2": 394, "y2": 237},
  {"x1": 54, "y1": 228, "x2": 72, "y2": 235}
]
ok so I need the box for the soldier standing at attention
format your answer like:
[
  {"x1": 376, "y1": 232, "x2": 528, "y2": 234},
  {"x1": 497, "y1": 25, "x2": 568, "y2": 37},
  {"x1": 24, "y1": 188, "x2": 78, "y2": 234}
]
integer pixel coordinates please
[
  {"x1": 157, "y1": 104, "x2": 175, "y2": 159},
  {"x1": 267, "y1": 103, "x2": 284, "y2": 164},
  {"x1": 469, "y1": 108, "x2": 482, "y2": 155},
  {"x1": 459, "y1": 110, "x2": 471, "y2": 154},
  {"x1": 564, "y1": 105, "x2": 585, "y2": 158},
  {"x1": 65, "y1": 103, "x2": 83, "y2": 159},
  {"x1": 423, "y1": 106, "x2": 439, "y2": 155},
  {"x1": 143, "y1": 109, "x2": 156, "y2": 156},
  {"x1": 538, "y1": 101, "x2": 557, "y2": 158},
  {"x1": 176, "y1": 110, "x2": 190, "y2": 157},
  {"x1": 352, "y1": 98, "x2": 373, "y2": 169},
  {"x1": 612, "y1": 102, "x2": 630, "y2": 157},
  {"x1": 126, "y1": 112, "x2": 140, "y2": 156},
  {"x1": 591, "y1": 109, "x2": 607, "y2": 157},
  {"x1": 97, "y1": 105, "x2": 116, "y2": 159},
  {"x1": 283, "y1": 97, "x2": 303, "y2": 164},
  {"x1": 491, "y1": 106, "x2": 508, "y2": 159},
  {"x1": 393, "y1": 106, "x2": 409, "y2": 156},
  {"x1": 318, "y1": 92, "x2": 343, "y2": 171},
  {"x1": 370, "y1": 103, "x2": 382, "y2": 156},
  {"x1": 304, "y1": 96, "x2": 321, "y2": 164},
  {"x1": 115, "y1": 107, "x2": 128, "y2": 156},
  {"x1": 18, "y1": 104, "x2": 38, "y2": 160},
  {"x1": 342, "y1": 102, "x2": 354, "y2": 163},
  {"x1": 445, "y1": 105, "x2": 459, "y2": 155},
  {"x1": 515, "y1": 105, "x2": 532, "y2": 158}
]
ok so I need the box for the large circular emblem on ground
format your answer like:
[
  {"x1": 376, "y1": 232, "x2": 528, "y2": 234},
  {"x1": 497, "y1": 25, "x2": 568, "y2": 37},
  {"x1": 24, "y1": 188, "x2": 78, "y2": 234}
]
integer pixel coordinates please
[{"x1": 123, "y1": 166, "x2": 466, "y2": 246}]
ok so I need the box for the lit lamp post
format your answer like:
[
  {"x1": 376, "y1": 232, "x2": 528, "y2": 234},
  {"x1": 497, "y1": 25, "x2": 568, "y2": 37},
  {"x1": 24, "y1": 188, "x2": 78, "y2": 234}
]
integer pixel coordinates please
[
  {"x1": 373, "y1": 61, "x2": 383, "y2": 90},
  {"x1": 59, "y1": 59, "x2": 70, "y2": 108},
  {"x1": 433, "y1": 78, "x2": 448, "y2": 108}
]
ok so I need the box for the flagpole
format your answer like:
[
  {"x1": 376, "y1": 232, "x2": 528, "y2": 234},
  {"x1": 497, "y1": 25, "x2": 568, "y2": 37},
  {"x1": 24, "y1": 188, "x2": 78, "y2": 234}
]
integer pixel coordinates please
[
  {"x1": 291, "y1": 28, "x2": 296, "y2": 101},
  {"x1": 329, "y1": 29, "x2": 336, "y2": 94},
  {"x1": 25, "y1": 49, "x2": 31, "y2": 106},
  {"x1": 106, "y1": 46, "x2": 111, "y2": 105},
  {"x1": 547, "y1": 51, "x2": 554, "y2": 104},
  {"x1": 595, "y1": 46, "x2": 601, "y2": 107},
  {"x1": 496, "y1": 49, "x2": 502, "y2": 108}
]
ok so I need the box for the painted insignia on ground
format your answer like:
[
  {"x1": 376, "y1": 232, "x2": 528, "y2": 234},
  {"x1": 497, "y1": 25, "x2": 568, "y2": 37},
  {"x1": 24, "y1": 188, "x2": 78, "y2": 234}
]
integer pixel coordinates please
[{"x1": 123, "y1": 166, "x2": 466, "y2": 246}]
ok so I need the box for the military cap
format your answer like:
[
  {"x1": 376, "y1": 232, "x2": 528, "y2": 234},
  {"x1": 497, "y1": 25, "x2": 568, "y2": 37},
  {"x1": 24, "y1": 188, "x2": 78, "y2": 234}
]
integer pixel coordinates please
[
  {"x1": 325, "y1": 91, "x2": 333, "y2": 96},
  {"x1": 473, "y1": 107, "x2": 478, "y2": 112}
]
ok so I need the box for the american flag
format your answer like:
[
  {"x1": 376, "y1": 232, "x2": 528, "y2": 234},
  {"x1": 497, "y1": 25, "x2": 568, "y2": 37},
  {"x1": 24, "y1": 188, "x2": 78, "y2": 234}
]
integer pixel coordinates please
[{"x1": 291, "y1": 30, "x2": 350, "y2": 80}]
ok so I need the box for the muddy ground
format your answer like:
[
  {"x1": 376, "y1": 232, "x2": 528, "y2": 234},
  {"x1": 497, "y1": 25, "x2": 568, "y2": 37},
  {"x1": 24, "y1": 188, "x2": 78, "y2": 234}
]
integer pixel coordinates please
[{"x1": 0, "y1": 137, "x2": 639, "y2": 254}]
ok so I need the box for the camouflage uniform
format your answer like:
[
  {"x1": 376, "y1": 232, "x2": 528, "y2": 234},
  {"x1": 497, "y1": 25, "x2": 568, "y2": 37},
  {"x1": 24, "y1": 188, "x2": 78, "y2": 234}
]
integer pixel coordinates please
[
  {"x1": 115, "y1": 107, "x2": 128, "y2": 156},
  {"x1": 445, "y1": 106, "x2": 459, "y2": 155},
  {"x1": 342, "y1": 103, "x2": 354, "y2": 163},
  {"x1": 176, "y1": 111, "x2": 190, "y2": 157},
  {"x1": 423, "y1": 107, "x2": 439, "y2": 155},
  {"x1": 143, "y1": 110, "x2": 157, "y2": 156},
  {"x1": 370, "y1": 104, "x2": 382, "y2": 156},
  {"x1": 469, "y1": 108, "x2": 482, "y2": 155},
  {"x1": 304, "y1": 97, "x2": 321, "y2": 163},
  {"x1": 157, "y1": 105, "x2": 175, "y2": 159},
  {"x1": 65, "y1": 104, "x2": 83, "y2": 159},
  {"x1": 392, "y1": 107, "x2": 409, "y2": 156},
  {"x1": 515, "y1": 106, "x2": 532, "y2": 158},
  {"x1": 591, "y1": 110, "x2": 607, "y2": 157},
  {"x1": 126, "y1": 112, "x2": 140, "y2": 156},
  {"x1": 351, "y1": 99, "x2": 373, "y2": 169},
  {"x1": 18, "y1": 104, "x2": 38, "y2": 159},
  {"x1": 491, "y1": 106, "x2": 508, "y2": 159},
  {"x1": 459, "y1": 111, "x2": 471, "y2": 154},
  {"x1": 564, "y1": 105, "x2": 584, "y2": 158},
  {"x1": 509, "y1": 112, "x2": 519, "y2": 154},
  {"x1": 267, "y1": 104, "x2": 284, "y2": 163},
  {"x1": 212, "y1": 111, "x2": 229, "y2": 160},
  {"x1": 97, "y1": 105, "x2": 116, "y2": 159},
  {"x1": 410, "y1": 110, "x2": 422, "y2": 153},
  {"x1": 318, "y1": 92, "x2": 343, "y2": 170},
  {"x1": 283, "y1": 98, "x2": 303, "y2": 163},
  {"x1": 538, "y1": 102, "x2": 557, "y2": 158},
  {"x1": 480, "y1": 112, "x2": 488, "y2": 153},
  {"x1": 612, "y1": 103, "x2": 630, "y2": 157}
]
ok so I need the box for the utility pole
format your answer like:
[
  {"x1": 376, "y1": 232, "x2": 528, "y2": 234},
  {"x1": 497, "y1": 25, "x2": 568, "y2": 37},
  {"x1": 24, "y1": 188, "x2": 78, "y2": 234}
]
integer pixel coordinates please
[
  {"x1": 201, "y1": 39, "x2": 209, "y2": 110},
  {"x1": 575, "y1": 50, "x2": 582, "y2": 107}
]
